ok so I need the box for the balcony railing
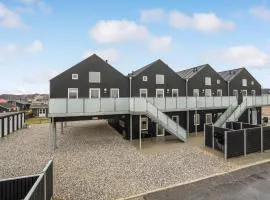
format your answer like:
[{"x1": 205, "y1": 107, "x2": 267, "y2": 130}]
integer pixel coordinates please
[{"x1": 49, "y1": 96, "x2": 240, "y2": 116}]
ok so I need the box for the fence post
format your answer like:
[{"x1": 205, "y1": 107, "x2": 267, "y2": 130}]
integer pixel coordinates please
[
  {"x1": 240, "y1": 122, "x2": 243, "y2": 129},
  {"x1": 244, "y1": 129, "x2": 247, "y2": 157},
  {"x1": 261, "y1": 124, "x2": 264, "y2": 152},
  {"x1": 204, "y1": 123, "x2": 206, "y2": 147},
  {"x1": 44, "y1": 169, "x2": 47, "y2": 200},
  {"x1": 212, "y1": 125, "x2": 215, "y2": 149},
  {"x1": 225, "y1": 131, "x2": 227, "y2": 160}
]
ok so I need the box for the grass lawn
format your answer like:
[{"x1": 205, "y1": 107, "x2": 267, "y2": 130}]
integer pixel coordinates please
[{"x1": 26, "y1": 117, "x2": 50, "y2": 125}]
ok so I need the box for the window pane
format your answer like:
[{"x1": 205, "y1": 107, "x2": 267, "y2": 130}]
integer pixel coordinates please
[
  {"x1": 242, "y1": 79, "x2": 247, "y2": 86},
  {"x1": 89, "y1": 72, "x2": 100, "y2": 83},
  {"x1": 193, "y1": 89, "x2": 199, "y2": 96},
  {"x1": 156, "y1": 74, "x2": 164, "y2": 84},
  {"x1": 172, "y1": 89, "x2": 178, "y2": 97},
  {"x1": 68, "y1": 88, "x2": 78, "y2": 99},
  {"x1": 156, "y1": 89, "x2": 164, "y2": 98},
  {"x1": 217, "y1": 89, "x2": 222, "y2": 96},
  {"x1": 205, "y1": 77, "x2": 211, "y2": 86},
  {"x1": 141, "y1": 118, "x2": 148, "y2": 130},
  {"x1": 140, "y1": 89, "x2": 147, "y2": 97},
  {"x1": 90, "y1": 89, "x2": 100, "y2": 98},
  {"x1": 205, "y1": 89, "x2": 212, "y2": 96},
  {"x1": 233, "y1": 90, "x2": 238, "y2": 96},
  {"x1": 110, "y1": 89, "x2": 119, "y2": 98}
]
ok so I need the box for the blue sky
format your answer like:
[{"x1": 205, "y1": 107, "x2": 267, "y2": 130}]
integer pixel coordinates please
[{"x1": 0, "y1": 0, "x2": 270, "y2": 94}]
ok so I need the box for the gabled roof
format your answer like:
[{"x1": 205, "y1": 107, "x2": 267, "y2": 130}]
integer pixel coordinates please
[
  {"x1": 129, "y1": 59, "x2": 166, "y2": 77},
  {"x1": 177, "y1": 64, "x2": 209, "y2": 79},
  {"x1": 30, "y1": 103, "x2": 48, "y2": 109},
  {"x1": 51, "y1": 54, "x2": 126, "y2": 81},
  {"x1": 0, "y1": 102, "x2": 14, "y2": 109},
  {"x1": 218, "y1": 68, "x2": 244, "y2": 82}
]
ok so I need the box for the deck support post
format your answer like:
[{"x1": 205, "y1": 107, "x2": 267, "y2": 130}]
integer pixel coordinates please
[
  {"x1": 261, "y1": 124, "x2": 264, "y2": 152},
  {"x1": 61, "y1": 122, "x2": 64, "y2": 134},
  {"x1": 51, "y1": 118, "x2": 57, "y2": 150},
  {"x1": 244, "y1": 129, "x2": 247, "y2": 156},
  {"x1": 139, "y1": 115, "x2": 142, "y2": 150},
  {"x1": 130, "y1": 115, "x2": 133, "y2": 141},
  {"x1": 212, "y1": 125, "x2": 215, "y2": 149},
  {"x1": 187, "y1": 110, "x2": 189, "y2": 136},
  {"x1": 195, "y1": 110, "x2": 198, "y2": 136},
  {"x1": 225, "y1": 131, "x2": 228, "y2": 160}
]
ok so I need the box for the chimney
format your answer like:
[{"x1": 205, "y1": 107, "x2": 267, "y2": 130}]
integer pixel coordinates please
[{"x1": 105, "y1": 60, "x2": 108, "y2": 63}]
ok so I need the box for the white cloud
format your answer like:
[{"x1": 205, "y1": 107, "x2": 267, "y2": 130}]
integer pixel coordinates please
[
  {"x1": 140, "y1": 8, "x2": 166, "y2": 22},
  {"x1": 0, "y1": 40, "x2": 44, "y2": 63},
  {"x1": 249, "y1": 5, "x2": 270, "y2": 21},
  {"x1": 19, "y1": 0, "x2": 52, "y2": 13},
  {"x1": 90, "y1": 20, "x2": 150, "y2": 43},
  {"x1": 0, "y1": 2, "x2": 24, "y2": 28},
  {"x1": 222, "y1": 45, "x2": 269, "y2": 67},
  {"x1": 169, "y1": 11, "x2": 235, "y2": 33},
  {"x1": 25, "y1": 40, "x2": 43, "y2": 53},
  {"x1": 82, "y1": 48, "x2": 119, "y2": 62},
  {"x1": 149, "y1": 36, "x2": 172, "y2": 52}
]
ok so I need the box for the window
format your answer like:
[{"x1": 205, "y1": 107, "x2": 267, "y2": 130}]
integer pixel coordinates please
[
  {"x1": 217, "y1": 89, "x2": 222, "y2": 96},
  {"x1": 89, "y1": 88, "x2": 100, "y2": 99},
  {"x1": 251, "y1": 90, "x2": 256, "y2": 96},
  {"x1": 72, "y1": 74, "x2": 78, "y2": 80},
  {"x1": 142, "y1": 76, "x2": 148, "y2": 82},
  {"x1": 242, "y1": 79, "x2": 247, "y2": 86},
  {"x1": 172, "y1": 89, "x2": 179, "y2": 97},
  {"x1": 251, "y1": 81, "x2": 254, "y2": 85},
  {"x1": 217, "y1": 79, "x2": 220, "y2": 84},
  {"x1": 156, "y1": 74, "x2": 164, "y2": 84},
  {"x1": 89, "y1": 72, "x2": 100, "y2": 83},
  {"x1": 68, "y1": 88, "x2": 78, "y2": 99},
  {"x1": 233, "y1": 90, "x2": 238, "y2": 96},
  {"x1": 241, "y1": 90, "x2": 247, "y2": 96},
  {"x1": 140, "y1": 89, "x2": 148, "y2": 98},
  {"x1": 172, "y1": 115, "x2": 179, "y2": 124},
  {"x1": 205, "y1": 77, "x2": 211, "y2": 86},
  {"x1": 156, "y1": 89, "x2": 164, "y2": 98},
  {"x1": 205, "y1": 113, "x2": 212, "y2": 124},
  {"x1": 193, "y1": 89, "x2": 199, "y2": 96},
  {"x1": 110, "y1": 88, "x2": 119, "y2": 98},
  {"x1": 205, "y1": 89, "x2": 212, "y2": 97},
  {"x1": 194, "y1": 114, "x2": 200, "y2": 125},
  {"x1": 141, "y1": 117, "x2": 148, "y2": 130}
]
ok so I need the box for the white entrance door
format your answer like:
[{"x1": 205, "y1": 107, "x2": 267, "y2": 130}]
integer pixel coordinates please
[
  {"x1": 110, "y1": 88, "x2": 119, "y2": 98},
  {"x1": 39, "y1": 109, "x2": 46, "y2": 117},
  {"x1": 156, "y1": 89, "x2": 164, "y2": 98},
  {"x1": 89, "y1": 88, "x2": 100, "y2": 99},
  {"x1": 252, "y1": 108, "x2": 257, "y2": 125}
]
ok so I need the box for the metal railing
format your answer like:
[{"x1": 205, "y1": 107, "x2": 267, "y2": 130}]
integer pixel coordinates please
[
  {"x1": 49, "y1": 96, "x2": 239, "y2": 116},
  {"x1": 214, "y1": 104, "x2": 237, "y2": 127}
]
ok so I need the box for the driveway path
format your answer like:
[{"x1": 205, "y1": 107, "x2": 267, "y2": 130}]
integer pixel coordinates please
[{"x1": 143, "y1": 161, "x2": 270, "y2": 200}]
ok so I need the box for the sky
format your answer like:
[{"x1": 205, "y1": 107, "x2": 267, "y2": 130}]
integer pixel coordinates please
[{"x1": 0, "y1": 0, "x2": 270, "y2": 94}]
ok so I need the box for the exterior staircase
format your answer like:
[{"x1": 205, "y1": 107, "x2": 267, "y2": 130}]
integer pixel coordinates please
[
  {"x1": 214, "y1": 98, "x2": 248, "y2": 127},
  {"x1": 130, "y1": 98, "x2": 187, "y2": 142}
]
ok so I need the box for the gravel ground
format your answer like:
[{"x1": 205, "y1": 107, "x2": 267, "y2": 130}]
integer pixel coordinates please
[{"x1": 0, "y1": 120, "x2": 258, "y2": 200}]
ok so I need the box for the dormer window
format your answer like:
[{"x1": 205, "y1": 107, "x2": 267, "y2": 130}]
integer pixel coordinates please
[
  {"x1": 142, "y1": 76, "x2": 148, "y2": 82},
  {"x1": 72, "y1": 74, "x2": 78, "y2": 80}
]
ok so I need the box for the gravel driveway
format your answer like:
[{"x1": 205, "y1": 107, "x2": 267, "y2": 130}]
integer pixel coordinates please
[{"x1": 0, "y1": 120, "x2": 262, "y2": 200}]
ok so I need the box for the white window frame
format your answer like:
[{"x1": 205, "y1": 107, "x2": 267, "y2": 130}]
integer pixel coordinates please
[
  {"x1": 251, "y1": 90, "x2": 256, "y2": 96},
  {"x1": 89, "y1": 71, "x2": 101, "y2": 83},
  {"x1": 194, "y1": 114, "x2": 200, "y2": 126},
  {"x1": 193, "y1": 89, "x2": 199, "y2": 96},
  {"x1": 205, "y1": 113, "x2": 212, "y2": 124},
  {"x1": 89, "y1": 88, "x2": 100, "y2": 99},
  {"x1": 241, "y1": 90, "x2": 247, "y2": 96},
  {"x1": 217, "y1": 79, "x2": 220, "y2": 84},
  {"x1": 205, "y1": 77, "x2": 211, "y2": 86},
  {"x1": 68, "y1": 88, "x2": 78, "y2": 99},
  {"x1": 156, "y1": 89, "x2": 164, "y2": 98},
  {"x1": 172, "y1": 115, "x2": 179, "y2": 124},
  {"x1": 156, "y1": 74, "x2": 164, "y2": 84},
  {"x1": 233, "y1": 89, "x2": 238, "y2": 96},
  {"x1": 140, "y1": 88, "x2": 148, "y2": 98},
  {"x1": 72, "y1": 73, "x2": 78, "y2": 80},
  {"x1": 205, "y1": 89, "x2": 212, "y2": 97},
  {"x1": 142, "y1": 76, "x2": 148, "y2": 82},
  {"x1": 110, "y1": 88, "x2": 119, "y2": 98},
  {"x1": 172, "y1": 89, "x2": 179, "y2": 97},
  {"x1": 141, "y1": 117, "x2": 148, "y2": 131},
  {"x1": 217, "y1": 89, "x2": 222, "y2": 96},
  {"x1": 242, "y1": 79, "x2": 247, "y2": 87}
]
